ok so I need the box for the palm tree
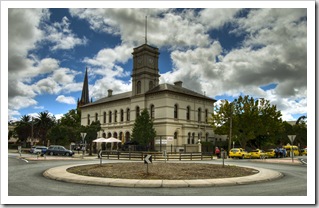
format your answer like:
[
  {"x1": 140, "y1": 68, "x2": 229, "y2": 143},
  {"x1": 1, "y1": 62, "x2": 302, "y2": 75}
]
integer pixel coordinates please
[
  {"x1": 34, "y1": 111, "x2": 56, "y2": 146},
  {"x1": 14, "y1": 115, "x2": 32, "y2": 146}
]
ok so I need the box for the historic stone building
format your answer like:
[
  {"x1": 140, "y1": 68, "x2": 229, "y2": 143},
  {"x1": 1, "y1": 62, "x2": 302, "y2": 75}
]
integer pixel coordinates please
[{"x1": 79, "y1": 43, "x2": 217, "y2": 152}]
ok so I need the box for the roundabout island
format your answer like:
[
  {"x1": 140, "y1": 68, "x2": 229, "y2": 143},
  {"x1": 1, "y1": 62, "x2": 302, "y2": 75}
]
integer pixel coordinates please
[{"x1": 43, "y1": 161, "x2": 283, "y2": 188}]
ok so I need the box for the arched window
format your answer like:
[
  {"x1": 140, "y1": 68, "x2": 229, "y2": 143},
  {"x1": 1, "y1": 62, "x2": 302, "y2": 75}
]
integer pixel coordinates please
[
  {"x1": 95, "y1": 113, "x2": 98, "y2": 121},
  {"x1": 107, "y1": 132, "x2": 112, "y2": 138},
  {"x1": 87, "y1": 114, "x2": 90, "y2": 125},
  {"x1": 192, "y1": 133, "x2": 195, "y2": 144},
  {"x1": 149, "y1": 81, "x2": 154, "y2": 90},
  {"x1": 102, "y1": 132, "x2": 106, "y2": 138},
  {"x1": 150, "y1": 104, "x2": 155, "y2": 119},
  {"x1": 125, "y1": 132, "x2": 130, "y2": 142},
  {"x1": 174, "y1": 132, "x2": 178, "y2": 140},
  {"x1": 137, "y1": 81, "x2": 141, "y2": 94},
  {"x1": 113, "y1": 132, "x2": 118, "y2": 138},
  {"x1": 114, "y1": 110, "x2": 117, "y2": 123},
  {"x1": 103, "y1": 112, "x2": 106, "y2": 123},
  {"x1": 198, "y1": 108, "x2": 202, "y2": 122},
  {"x1": 109, "y1": 111, "x2": 112, "y2": 123},
  {"x1": 136, "y1": 106, "x2": 140, "y2": 118},
  {"x1": 205, "y1": 109, "x2": 208, "y2": 123},
  {"x1": 126, "y1": 108, "x2": 130, "y2": 121},
  {"x1": 188, "y1": 132, "x2": 191, "y2": 144},
  {"x1": 198, "y1": 132, "x2": 202, "y2": 142},
  {"x1": 174, "y1": 104, "x2": 178, "y2": 119},
  {"x1": 186, "y1": 106, "x2": 190, "y2": 120},
  {"x1": 120, "y1": 109, "x2": 124, "y2": 122}
]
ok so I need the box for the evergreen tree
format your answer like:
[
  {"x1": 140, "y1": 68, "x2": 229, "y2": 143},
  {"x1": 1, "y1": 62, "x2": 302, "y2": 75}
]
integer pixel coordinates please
[{"x1": 131, "y1": 108, "x2": 156, "y2": 150}]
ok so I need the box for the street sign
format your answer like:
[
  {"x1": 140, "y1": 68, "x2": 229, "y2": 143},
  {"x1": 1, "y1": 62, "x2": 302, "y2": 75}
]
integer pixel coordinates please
[
  {"x1": 288, "y1": 135, "x2": 296, "y2": 144},
  {"x1": 98, "y1": 149, "x2": 103, "y2": 158},
  {"x1": 144, "y1": 155, "x2": 152, "y2": 164}
]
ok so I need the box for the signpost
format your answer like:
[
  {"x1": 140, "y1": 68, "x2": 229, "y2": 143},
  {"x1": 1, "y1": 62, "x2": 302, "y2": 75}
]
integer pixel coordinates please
[
  {"x1": 98, "y1": 149, "x2": 103, "y2": 166},
  {"x1": 144, "y1": 155, "x2": 152, "y2": 174},
  {"x1": 288, "y1": 135, "x2": 296, "y2": 162}
]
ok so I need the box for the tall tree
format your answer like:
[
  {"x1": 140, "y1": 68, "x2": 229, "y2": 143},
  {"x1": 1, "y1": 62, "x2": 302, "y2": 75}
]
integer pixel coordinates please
[
  {"x1": 131, "y1": 108, "x2": 156, "y2": 150},
  {"x1": 211, "y1": 95, "x2": 282, "y2": 149},
  {"x1": 81, "y1": 120, "x2": 101, "y2": 155},
  {"x1": 59, "y1": 109, "x2": 82, "y2": 143},
  {"x1": 14, "y1": 115, "x2": 32, "y2": 145},
  {"x1": 34, "y1": 111, "x2": 56, "y2": 146}
]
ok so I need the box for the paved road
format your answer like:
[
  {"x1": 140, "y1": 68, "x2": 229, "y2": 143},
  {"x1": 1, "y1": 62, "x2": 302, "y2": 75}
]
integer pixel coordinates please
[{"x1": 7, "y1": 153, "x2": 307, "y2": 197}]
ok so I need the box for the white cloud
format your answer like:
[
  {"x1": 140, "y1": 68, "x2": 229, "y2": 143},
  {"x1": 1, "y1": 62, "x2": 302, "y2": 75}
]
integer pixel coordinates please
[
  {"x1": 44, "y1": 16, "x2": 88, "y2": 50},
  {"x1": 56, "y1": 95, "x2": 76, "y2": 105}
]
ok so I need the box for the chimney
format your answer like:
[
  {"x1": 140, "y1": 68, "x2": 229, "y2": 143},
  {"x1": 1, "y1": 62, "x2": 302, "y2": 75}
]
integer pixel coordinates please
[
  {"x1": 108, "y1": 89, "x2": 113, "y2": 97},
  {"x1": 174, "y1": 81, "x2": 183, "y2": 87}
]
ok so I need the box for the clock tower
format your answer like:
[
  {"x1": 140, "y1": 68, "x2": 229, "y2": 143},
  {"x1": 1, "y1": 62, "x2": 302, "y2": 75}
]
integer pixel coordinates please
[{"x1": 131, "y1": 43, "x2": 160, "y2": 96}]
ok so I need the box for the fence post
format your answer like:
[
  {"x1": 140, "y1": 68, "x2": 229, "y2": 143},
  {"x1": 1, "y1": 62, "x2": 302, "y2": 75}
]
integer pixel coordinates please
[
  {"x1": 117, "y1": 151, "x2": 120, "y2": 159},
  {"x1": 201, "y1": 152, "x2": 203, "y2": 160},
  {"x1": 179, "y1": 152, "x2": 181, "y2": 161}
]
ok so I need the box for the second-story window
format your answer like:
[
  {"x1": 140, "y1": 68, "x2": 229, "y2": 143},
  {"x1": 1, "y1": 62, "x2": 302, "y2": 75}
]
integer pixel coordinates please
[
  {"x1": 120, "y1": 109, "x2": 124, "y2": 122},
  {"x1": 150, "y1": 105, "x2": 155, "y2": 119},
  {"x1": 114, "y1": 110, "x2": 117, "y2": 123},
  {"x1": 136, "y1": 106, "x2": 140, "y2": 118},
  {"x1": 198, "y1": 108, "x2": 202, "y2": 122},
  {"x1": 103, "y1": 112, "x2": 106, "y2": 123},
  {"x1": 126, "y1": 108, "x2": 130, "y2": 121},
  {"x1": 186, "y1": 106, "x2": 190, "y2": 120},
  {"x1": 87, "y1": 114, "x2": 90, "y2": 125},
  {"x1": 174, "y1": 104, "x2": 178, "y2": 119},
  {"x1": 95, "y1": 113, "x2": 98, "y2": 121},
  {"x1": 109, "y1": 111, "x2": 112, "y2": 123}
]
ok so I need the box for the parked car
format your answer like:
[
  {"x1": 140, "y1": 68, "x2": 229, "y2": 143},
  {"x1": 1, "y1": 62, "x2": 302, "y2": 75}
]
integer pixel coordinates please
[
  {"x1": 229, "y1": 148, "x2": 250, "y2": 159},
  {"x1": 29, "y1": 146, "x2": 36, "y2": 153},
  {"x1": 250, "y1": 149, "x2": 268, "y2": 159},
  {"x1": 46, "y1": 145, "x2": 74, "y2": 156},
  {"x1": 266, "y1": 149, "x2": 276, "y2": 158},
  {"x1": 32, "y1": 146, "x2": 48, "y2": 154},
  {"x1": 300, "y1": 148, "x2": 307, "y2": 156}
]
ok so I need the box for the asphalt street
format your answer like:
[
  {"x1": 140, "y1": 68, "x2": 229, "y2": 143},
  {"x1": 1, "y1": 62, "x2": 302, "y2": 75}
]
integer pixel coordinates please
[{"x1": 7, "y1": 154, "x2": 307, "y2": 197}]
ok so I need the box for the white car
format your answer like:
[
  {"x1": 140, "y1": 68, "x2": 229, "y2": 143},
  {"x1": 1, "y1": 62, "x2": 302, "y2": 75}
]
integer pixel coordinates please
[{"x1": 32, "y1": 146, "x2": 47, "y2": 154}]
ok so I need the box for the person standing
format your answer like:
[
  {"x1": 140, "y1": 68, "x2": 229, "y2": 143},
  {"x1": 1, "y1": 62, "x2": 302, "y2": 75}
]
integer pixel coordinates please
[{"x1": 215, "y1": 147, "x2": 221, "y2": 159}]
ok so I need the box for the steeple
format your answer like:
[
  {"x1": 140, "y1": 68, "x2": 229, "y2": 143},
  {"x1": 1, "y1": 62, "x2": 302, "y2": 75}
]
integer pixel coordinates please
[{"x1": 77, "y1": 67, "x2": 90, "y2": 109}]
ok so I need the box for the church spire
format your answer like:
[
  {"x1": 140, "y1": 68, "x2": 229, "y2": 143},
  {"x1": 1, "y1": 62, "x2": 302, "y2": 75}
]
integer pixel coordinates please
[
  {"x1": 145, "y1": 16, "x2": 147, "y2": 44},
  {"x1": 77, "y1": 67, "x2": 90, "y2": 109}
]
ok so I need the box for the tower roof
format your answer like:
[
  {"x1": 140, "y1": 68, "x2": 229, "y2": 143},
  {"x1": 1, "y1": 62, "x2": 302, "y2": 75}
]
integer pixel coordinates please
[{"x1": 78, "y1": 67, "x2": 90, "y2": 107}]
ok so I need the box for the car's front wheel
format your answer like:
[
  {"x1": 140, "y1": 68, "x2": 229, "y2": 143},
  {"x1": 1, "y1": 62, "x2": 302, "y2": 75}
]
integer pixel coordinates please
[{"x1": 65, "y1": 152, "x2": 70, "y2": 156}]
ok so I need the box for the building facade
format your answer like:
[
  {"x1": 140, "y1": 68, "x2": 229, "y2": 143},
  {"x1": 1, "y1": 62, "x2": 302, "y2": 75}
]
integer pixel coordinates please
[{"x1": 80, "y1": 43, "x2": 217, "y2": 152}]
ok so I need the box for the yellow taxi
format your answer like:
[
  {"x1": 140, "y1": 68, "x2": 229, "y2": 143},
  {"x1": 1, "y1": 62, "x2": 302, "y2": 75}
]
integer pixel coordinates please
[
  {"x1": 283, "y1": 145, "x2": 300, "y2": 157},
  {"x1": 300, "y1": 148, "x2": 307, "y2": 156},
  {"x1": 229, "y1": 148, "x2": 251, "y2": 159},
  {"x1": 265, "y1": 149, "x2": 276, "y2": 158},
  {"x1": 250, "y1": 149, "x2": 268, "y2": 159}
]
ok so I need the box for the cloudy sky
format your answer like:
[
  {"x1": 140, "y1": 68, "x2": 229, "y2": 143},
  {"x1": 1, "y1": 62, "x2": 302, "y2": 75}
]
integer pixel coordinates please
[{"x1": 5, "y1": 3, "x2": 311, "y2": 122}]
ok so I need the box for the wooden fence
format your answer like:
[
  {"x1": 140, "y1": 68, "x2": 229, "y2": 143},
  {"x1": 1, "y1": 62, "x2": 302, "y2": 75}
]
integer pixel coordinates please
[{"x1": 101, "y1": 151, "x2": 214, "y2": 161}]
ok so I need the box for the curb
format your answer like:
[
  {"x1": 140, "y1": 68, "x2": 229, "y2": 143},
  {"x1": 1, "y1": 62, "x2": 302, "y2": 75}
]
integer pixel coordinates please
[{"x1": 43, "y1": 163, "x2": 284, "y2": 188}]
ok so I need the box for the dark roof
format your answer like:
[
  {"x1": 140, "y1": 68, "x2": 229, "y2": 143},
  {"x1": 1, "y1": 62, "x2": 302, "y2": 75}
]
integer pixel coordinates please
[
  {"x1": 81, "y1": 83, "x2": 216, "y2": 108},
  {"x1": 146, "y1": 83, "x2": 216, "y2": 102},
  {"x1": 81, "y1": 91, "x2": 132, "y2": 108}
]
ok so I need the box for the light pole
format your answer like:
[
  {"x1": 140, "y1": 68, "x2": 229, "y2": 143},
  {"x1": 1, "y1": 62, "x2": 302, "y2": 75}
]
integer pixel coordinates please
[{"x1": 228, "y1": 102, "x2": 233, "y2": 155}]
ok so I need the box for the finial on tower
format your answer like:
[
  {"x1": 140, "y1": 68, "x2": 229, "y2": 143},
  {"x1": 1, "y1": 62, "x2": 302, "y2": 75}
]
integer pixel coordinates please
[{"x1": 145, "y1": 16, "x2": 147, "y2": 44}]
